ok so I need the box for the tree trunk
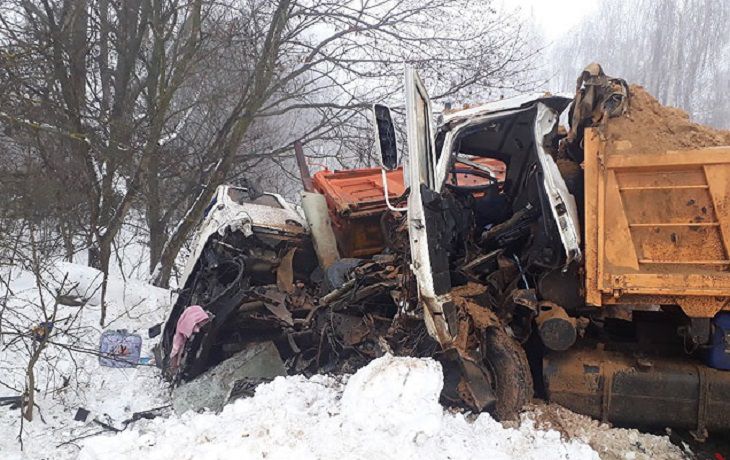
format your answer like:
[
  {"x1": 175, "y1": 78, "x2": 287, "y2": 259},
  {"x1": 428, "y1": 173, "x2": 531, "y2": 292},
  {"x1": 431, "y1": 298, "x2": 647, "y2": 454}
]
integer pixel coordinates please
[
  {"x1": 148, "y1": 218, "x2": 167, "y2": 276},
  {"x1": 23, "y1": 342, "x2": 45, "y2": 421},
  {"x1": 146, "y1": 147, "x2": 166, "y2": 272},
  {"x1": 98, "y1": 231, "x2": 113, "y2": 326},
  {"x1": 88, "y1": 240, "x2": 102, "y2": 270},
  {"x1": 59, "y1": 223, "x2": 74, "y2": 262}
]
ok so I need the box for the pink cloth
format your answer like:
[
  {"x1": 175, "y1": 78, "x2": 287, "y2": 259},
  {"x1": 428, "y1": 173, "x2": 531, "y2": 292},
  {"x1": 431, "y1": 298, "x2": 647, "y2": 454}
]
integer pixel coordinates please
[{"x1": 170, "y1": 305, "x2": 210, "y2": 365}]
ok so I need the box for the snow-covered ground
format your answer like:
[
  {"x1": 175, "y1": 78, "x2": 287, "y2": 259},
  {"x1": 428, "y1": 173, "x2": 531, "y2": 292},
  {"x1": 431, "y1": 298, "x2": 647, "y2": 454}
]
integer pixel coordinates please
[
  {"x1": 0, "y1": 262, "x2": 687, "y2": 460},
  {"x1": 80, "y1": 355, "x2": 599, "y2": 460},
  {"x1": 0, "y1": 262, "x2": 171, "y2": 460}
]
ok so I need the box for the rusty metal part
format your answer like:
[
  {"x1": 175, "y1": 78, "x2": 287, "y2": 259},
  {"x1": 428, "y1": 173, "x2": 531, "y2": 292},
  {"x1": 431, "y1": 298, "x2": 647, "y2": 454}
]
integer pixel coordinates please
[
  {"x1": 536, "y1": 302, "x2": 577, "y2": 351},
  {"x1": 320, "y1": 279, "x2": 355, "y2": 305},
  {"x1": 239, "y1": 300, "x2": 265, "y2": 312},
  {"x1": 252, "y1": 287, "x2": 293, "y2": 326},
  {"x1": 459, "y1": 250, "x2": 501, "y2": 280},
  {"x1": 330, "y1": 313, "x2": 371, "y2": 347},
  {"x1": 276, "y1": 247, "x2": 296, "y2": 294},
  {"x1": 444, "y1": 292, "x2": 532, "y2": 419},
  {"x1": 509, "y1": 289, "x2": 539, "y2": 311},
  {"x1": 544, "y1": 348, "x2": 730, "y2": 433},
  {"x1": 380, "y1": 209, "x2": 408, "y2": 253},
  {"x1": 565, "y1": 63, "x2": 629, "y2": 158},
  {"x1": 460, "y1": 297, "x2": 498, "y2": 330},
  {"x1": 538, "y1": 267, "x2": 584, "y2": 312},
  {"x1": 294, "y1": 141, "x2": 315, "y2": 193},
  {"x1": 438, "y1": 347, "x2": 496, "y2": 413}
]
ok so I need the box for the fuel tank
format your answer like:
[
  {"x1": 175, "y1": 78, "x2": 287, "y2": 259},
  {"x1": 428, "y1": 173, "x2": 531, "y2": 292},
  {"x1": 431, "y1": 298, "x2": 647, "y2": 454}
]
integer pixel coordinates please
[{"x1": 544, "y1": 347, "x2": 730, "y2": 435}]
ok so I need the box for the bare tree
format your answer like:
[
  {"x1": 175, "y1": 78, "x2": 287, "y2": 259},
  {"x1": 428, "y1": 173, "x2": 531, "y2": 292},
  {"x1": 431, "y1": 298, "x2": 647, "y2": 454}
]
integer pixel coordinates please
[
  {"x1": 0, "y1": 0, "x2": 205, "y2": 323},
  {"x1": 1, "y1": 0, "x2": 538, "y2": 293},
  {"x1": 149, "y1": 0, "x2": 538, "y2": 287},
  {"x1": 548, "y1": 0, "x2": 730, "y2": 128}
]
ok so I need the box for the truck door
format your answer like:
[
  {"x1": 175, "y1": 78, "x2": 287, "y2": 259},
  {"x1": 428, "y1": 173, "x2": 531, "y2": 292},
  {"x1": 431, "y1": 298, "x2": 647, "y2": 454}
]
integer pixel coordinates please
[{"x1": 405, "y1": 68, "x2": 457, "y2": 345}]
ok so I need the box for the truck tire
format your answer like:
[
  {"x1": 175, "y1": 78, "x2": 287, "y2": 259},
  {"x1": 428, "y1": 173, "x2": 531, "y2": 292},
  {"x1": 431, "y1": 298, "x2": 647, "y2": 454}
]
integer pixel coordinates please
[{"x1": 483, "y1": 326, "x2": 533, "y2": 420}]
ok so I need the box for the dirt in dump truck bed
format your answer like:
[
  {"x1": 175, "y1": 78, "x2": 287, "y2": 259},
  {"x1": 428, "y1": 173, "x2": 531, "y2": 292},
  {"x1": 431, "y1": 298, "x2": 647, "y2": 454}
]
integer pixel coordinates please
[{"x1": 604, "y1": 85, "x2": 730, "y2": 155}]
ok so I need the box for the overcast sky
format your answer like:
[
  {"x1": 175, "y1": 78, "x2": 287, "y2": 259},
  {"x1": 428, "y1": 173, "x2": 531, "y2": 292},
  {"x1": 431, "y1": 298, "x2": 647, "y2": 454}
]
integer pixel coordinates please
[{"x1": 503, "y1": 0, "x2": 599, "y2": 40}]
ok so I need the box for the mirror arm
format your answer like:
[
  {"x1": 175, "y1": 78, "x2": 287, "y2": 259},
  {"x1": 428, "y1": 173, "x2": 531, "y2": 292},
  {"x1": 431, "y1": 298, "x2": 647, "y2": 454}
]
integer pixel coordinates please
[{"x1": 381, "y1": 169, "x2": 408, "y2": 212}]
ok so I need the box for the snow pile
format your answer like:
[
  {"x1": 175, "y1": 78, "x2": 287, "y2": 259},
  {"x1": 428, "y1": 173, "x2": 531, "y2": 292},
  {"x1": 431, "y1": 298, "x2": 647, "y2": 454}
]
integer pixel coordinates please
[{"x1": 79, "y1": 355, "x2": 599, "y2": 460}]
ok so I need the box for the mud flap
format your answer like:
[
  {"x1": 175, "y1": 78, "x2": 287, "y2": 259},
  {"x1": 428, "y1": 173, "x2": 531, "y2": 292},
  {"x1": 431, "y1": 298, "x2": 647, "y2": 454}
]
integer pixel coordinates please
[{"x1": 438, "y1": 347, "x2": 496, "y2": 413}]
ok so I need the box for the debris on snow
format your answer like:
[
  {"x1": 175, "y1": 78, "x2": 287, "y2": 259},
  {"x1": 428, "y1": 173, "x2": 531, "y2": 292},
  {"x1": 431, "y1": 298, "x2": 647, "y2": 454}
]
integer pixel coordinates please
[
  {"x1": 78, "y1": 355, "x2": 632, "y2": 460},
  {"x1": 171, "y1": 341, "x2": 286, "y2": 415},
  {"x1": 523, "y1": 403, "x2": 686, "y2": 460},
  {"x1": 0, "y1": 262, "x2": 172, "y2": 460},
  {"x1": 0, "y1": 261, "x2": 688, "y2": 460}
]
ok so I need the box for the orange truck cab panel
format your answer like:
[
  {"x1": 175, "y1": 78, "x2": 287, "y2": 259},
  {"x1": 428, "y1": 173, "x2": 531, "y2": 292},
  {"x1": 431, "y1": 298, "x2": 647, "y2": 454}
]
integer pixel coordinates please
[{"x1": 312, "y1": 158, "x2": 505, "y2": 257}]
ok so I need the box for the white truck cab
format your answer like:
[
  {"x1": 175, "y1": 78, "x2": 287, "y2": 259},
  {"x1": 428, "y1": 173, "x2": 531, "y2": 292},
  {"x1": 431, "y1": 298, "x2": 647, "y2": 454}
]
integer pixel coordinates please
[{"x1": 375, "y1": 69, "x2": 580, "y2": 347}]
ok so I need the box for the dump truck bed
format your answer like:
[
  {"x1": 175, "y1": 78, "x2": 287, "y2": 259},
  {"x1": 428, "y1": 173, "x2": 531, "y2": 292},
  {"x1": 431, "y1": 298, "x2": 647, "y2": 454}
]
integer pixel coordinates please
[{"x1": 584, "y1": 128, "x2": 730, "y2": 317}]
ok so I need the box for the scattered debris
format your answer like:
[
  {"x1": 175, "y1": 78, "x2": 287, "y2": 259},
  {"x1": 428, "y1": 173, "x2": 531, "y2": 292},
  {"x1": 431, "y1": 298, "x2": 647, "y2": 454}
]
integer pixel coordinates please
[
  {"x1": 0, "y1": 396, "x2": 22, "y2": 410},
  {"x1": 31, "y1": 321, "x2": 54, "y2": 342},
  {"x1": 524, "y1": 403, "x2": 686, "y2": 460},
  {"x1": 122, "y1": 405, "x2": 172, "y2": 425},
  {"x1": 148, "y1": 323, "x2": 162, "y2": 338},
  {"x1": 55, "y1": 294, "x2": 87, "y2": 307},
  {"x1": 74, "y1": 408, "x2": 90, "y2": 422},
  {"x1": 171, "y1": 341, "x2": 286, "y2": 414},
  {"x1": 98, "y1": 330, "x2": 142, "y2": 368},
  {"x1": 168, "y1": 305, "x2": 210, "y2": 371}
]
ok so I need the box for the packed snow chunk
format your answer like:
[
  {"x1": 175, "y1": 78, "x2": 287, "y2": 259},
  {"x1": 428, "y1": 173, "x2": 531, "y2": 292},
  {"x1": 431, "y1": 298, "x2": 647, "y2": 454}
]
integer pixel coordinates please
[
  {"x1": 79, "y1": 355, "x2": 599, "y2": 460},
  {"x1": 79, "y1": 374, "x2": 344, "y2": 460},
  {"x1": 340, "y1": 355, "x2": 443, "y2": 439}
]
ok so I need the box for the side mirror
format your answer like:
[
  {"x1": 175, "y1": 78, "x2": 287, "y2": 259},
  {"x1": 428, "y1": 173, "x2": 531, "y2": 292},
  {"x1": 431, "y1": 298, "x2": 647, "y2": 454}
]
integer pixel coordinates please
[{"x1": 372, "y1": 104, "x2": 398, "y2": 171}]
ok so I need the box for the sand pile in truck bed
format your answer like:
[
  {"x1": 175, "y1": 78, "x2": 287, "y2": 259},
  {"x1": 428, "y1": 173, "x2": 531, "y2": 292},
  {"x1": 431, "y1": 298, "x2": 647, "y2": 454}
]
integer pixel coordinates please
[{"x1": 604, "y1": 85, "x2": 730, "y2": 155}]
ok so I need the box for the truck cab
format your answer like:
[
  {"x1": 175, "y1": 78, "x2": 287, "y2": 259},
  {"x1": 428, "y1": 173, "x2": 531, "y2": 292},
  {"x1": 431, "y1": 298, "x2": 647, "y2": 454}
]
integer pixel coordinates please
[{"x1": 400, "y1": 69, "x2": 580, "y2": 347}]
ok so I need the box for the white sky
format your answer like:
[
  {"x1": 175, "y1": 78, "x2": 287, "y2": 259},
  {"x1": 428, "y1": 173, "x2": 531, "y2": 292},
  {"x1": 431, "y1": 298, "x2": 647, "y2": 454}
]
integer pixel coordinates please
[{"x1": 503, "y1": 0, "x2": 600, "y2": 40}]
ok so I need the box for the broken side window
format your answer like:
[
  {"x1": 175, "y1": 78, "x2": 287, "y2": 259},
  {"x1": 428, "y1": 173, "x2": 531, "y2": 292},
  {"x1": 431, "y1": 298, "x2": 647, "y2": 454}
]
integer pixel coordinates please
[{"x1": 227, "y1": 188, "x2": 283, "y2": 208}]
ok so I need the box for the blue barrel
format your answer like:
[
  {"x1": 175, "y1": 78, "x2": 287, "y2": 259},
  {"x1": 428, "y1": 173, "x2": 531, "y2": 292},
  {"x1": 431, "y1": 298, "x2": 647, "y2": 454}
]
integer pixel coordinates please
[{"x1": 706, "y1": 313, "x2": 730, "y2": 371}]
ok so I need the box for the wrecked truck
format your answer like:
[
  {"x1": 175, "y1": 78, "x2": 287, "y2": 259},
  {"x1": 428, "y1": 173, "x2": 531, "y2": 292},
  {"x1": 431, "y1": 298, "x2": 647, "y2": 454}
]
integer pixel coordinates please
[
  {"x1": 160, "y1": 66, "x2": 730, "y2": 437},
  {"x1": 158, "y1": 185, "x2": 316, "y2": 381}
]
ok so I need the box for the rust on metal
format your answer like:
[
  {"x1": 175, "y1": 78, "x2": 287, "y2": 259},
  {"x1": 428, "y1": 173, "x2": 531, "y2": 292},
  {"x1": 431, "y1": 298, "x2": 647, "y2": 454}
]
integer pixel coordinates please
[
  {"x1": 584, "y1": 128, "x2": 730, "y2": 317},
  {"x1": 294, "y1": 140, "x2": 315, "y2": 192}
]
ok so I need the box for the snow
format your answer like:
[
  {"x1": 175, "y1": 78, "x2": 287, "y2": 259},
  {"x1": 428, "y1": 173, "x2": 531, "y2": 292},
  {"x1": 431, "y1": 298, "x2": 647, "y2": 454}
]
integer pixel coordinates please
[
  {"x1": 1, "y1": 261, "x2": 685, "y2": 460},
  {"x1": 521, "y1": 404, "x2": 686, "y2": 460},
  {"x1": 0, "y1": 262, "x2": 171, "y2": 460},
  {"x1": 79, "y1": 355, "x2": 599, "y2": 460}
]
